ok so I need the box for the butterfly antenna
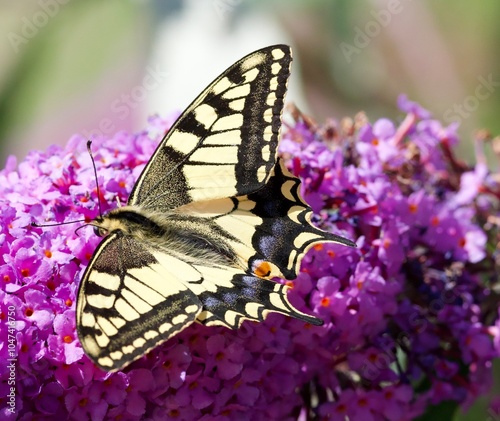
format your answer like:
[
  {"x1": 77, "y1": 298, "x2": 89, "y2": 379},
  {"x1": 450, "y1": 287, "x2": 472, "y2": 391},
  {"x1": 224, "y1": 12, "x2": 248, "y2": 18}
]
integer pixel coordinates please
[
  {"x1": 87, "y1": 140, "x2": 103, "y2": 218},
  {"x1": 33, "y1": 141, "x2": 103, "y2": 230},
  {"x1": 74, "y1": 223, "x2": 96, "y2": 237},
  {"x1": 31, "y1": 219, "x2": 87, "y2": 228}
]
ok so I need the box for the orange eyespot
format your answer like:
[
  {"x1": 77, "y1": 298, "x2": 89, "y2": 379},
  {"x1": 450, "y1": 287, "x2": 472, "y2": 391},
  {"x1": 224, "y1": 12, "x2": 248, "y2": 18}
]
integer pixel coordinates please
[{"x1": 253, "y1": 261, "x2": 271, "y2": 278}]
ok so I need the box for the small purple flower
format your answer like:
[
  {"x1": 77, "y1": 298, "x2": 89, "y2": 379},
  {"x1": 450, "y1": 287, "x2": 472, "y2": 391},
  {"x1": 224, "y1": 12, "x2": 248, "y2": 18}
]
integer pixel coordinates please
[
  {"x1": 47, "y1": 310, "x2": 84, "y2": 365},
  {"x1": 397, "y1": 93, "x2": 432, "y2": 119},
  {"x1": 378, "y1": 385, "x2": 413, "y2": 421},
  {"x1": 35, "y1": 382, "x2": 65, "y2": 416},
  {"x1": 151, "y1": 342, "x2": 192, "y2": 392},
  {"x1": 205, "y1": 334, "x2": 244, "y2": 381},
  {"x1": 64, "y1": 384, "x2": 109, "y2": 421}
]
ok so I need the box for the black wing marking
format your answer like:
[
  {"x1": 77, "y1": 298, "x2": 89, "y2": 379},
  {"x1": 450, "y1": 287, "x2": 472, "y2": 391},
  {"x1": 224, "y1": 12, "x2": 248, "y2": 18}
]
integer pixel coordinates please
[{"x1": 128, "y1": 45, "x2": 292, "y2": 212}]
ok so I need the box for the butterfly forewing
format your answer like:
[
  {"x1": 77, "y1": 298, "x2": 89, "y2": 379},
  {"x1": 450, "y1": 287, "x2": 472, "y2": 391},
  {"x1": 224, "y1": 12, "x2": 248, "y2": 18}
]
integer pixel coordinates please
[{"x1": 128, "y1": 45, "x2": 292, "y2": 212}]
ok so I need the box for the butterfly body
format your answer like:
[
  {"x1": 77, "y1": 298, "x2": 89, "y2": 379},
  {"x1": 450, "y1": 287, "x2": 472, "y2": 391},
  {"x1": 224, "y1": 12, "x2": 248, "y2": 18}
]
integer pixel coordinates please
[
  {"x1": 76, "y1": 45, "x2": 356, "y2": 371},
  {"x1": 93, "y1": 207, "x2": 237, "y2": 266}
]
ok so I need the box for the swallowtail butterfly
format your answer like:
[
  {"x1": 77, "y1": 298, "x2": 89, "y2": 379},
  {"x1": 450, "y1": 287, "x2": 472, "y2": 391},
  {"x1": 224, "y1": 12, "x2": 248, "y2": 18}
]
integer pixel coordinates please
[{"x1": 77, "y1": 45, "x2": 356, "y2": 371}]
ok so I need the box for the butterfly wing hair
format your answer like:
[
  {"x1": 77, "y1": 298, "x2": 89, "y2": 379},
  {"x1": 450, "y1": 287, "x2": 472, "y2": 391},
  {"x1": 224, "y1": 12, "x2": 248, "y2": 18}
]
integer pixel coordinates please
[{"x1": 76, "y1": 45, "x2": 356, "y2": 371}]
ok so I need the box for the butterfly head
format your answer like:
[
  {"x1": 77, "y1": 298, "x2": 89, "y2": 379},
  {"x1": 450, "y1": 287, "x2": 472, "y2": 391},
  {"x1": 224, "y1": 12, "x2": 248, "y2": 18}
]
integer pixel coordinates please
[
  {"x1": 90, "y1": 211, "x2": 127, "y2": 238},
  {"x1": 90, "y1": 206, "x2": 167, "y2": 241},
  {"x1": 93, "y1": 221, "x2": 109, "y2": 238}
]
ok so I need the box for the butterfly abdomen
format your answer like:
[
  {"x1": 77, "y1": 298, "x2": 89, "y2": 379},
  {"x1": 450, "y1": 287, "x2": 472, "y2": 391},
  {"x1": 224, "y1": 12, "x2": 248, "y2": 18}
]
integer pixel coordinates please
[{"x1": 101, "y1": 206, "x2": 239, "y2": 267}]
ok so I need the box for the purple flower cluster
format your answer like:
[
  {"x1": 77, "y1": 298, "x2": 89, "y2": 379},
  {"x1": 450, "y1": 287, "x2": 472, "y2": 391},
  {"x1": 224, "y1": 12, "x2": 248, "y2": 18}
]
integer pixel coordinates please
[{"x1": 1, "y1": 96, "x2": 499, "y2": 420}]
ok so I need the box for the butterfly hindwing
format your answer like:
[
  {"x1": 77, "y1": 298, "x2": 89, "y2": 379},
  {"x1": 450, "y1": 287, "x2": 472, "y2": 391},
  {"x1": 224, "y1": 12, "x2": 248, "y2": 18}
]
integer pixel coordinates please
[
  {"x1": 76, "y1": 233, "x2": 202, "y2": 371},
  {"x1": 182, "y1": 158, "x2": 356, "y2": 281},
  {"x1": 128, "y1": 45, "x2": 292, "y2": 212},
  {"x1": 244, "y1": 159, "x2": 356, "y2": 279},
  {"x1": 179, "y1": 263, "x2": 322, "y2": 329},
  {"x1": 196, "y1": 273, "x2": 322, "y2": 329}
]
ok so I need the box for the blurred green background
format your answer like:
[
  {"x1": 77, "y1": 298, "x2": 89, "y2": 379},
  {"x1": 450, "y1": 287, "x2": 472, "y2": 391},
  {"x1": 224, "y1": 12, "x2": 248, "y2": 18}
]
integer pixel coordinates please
[
  {"x1": 0, "y1": 0, "x2": 499, "y2": 419},
  {"x1": 1, "y1": 0, "x2": 500, "y2": 166}
]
